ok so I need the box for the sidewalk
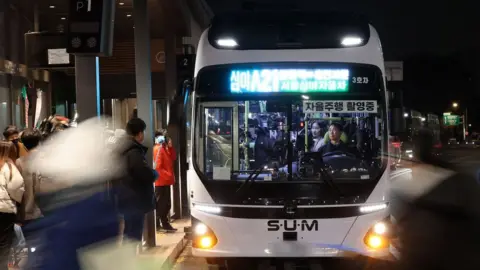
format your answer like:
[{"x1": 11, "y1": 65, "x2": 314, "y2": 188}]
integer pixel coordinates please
[
  {"x1": 8, "y1": 219, "x2": 190, "y2": 270},
  {"x1": 138, "y1": 218, "x2": 190, "y2": 269}
]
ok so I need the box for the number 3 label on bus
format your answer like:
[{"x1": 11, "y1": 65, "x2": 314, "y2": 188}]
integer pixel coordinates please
[{"x1": 352, "y1": 77, "x2": 369, "y2": 84}]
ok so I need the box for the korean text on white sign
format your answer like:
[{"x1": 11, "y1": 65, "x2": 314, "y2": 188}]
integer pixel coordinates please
[{"x1": 303, "y1": 100, "x2": 378, "y2": 113}]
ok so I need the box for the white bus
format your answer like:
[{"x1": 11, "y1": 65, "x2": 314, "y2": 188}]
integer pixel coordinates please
[{"x1": 185, "y1": 12, "x2": 409, "y2": 268}]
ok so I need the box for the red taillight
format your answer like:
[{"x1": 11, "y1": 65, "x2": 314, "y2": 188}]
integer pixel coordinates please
[
  {"x1": 434, "y1": 143, "x2": 442, "y2": 149},
  {"x1": 391, "y1": 142, "x2": 401, "y2": 149},
  {"x1": 226, "y1": 131, "x2": 231, "y2": 135},
  {"x1": 300, "y1": 122, "x2": 304, "y2": 127}
]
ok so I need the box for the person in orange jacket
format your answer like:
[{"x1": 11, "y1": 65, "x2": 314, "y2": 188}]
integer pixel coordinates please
[{"x1": 153, "y1": 129, "x2": 177, "y2": 232}]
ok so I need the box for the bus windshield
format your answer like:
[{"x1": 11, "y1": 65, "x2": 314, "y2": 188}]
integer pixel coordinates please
[{"x1": 194, "y1": 99, "x2": 387, "y2": 183}]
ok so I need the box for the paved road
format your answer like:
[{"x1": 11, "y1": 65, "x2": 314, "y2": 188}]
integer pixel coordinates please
[
  {"x1": 440, "y1": 146, "x2": 480, "y2": 175},
  {"x1": 173, "y1": 242, "x2": 395, "y2": 270},
  {"x1": 173, "y1": 147, "x2": 480, "y2": 270}
]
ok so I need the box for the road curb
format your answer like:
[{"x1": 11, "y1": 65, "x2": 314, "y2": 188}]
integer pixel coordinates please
[{"x1": 159, "y1": 235, "x2": 188, "y2": 269}]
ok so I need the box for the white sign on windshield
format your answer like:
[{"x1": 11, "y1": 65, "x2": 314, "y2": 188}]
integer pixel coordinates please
[{"x1": 303, "y1": 100, "x2": 378, "y2": 113}]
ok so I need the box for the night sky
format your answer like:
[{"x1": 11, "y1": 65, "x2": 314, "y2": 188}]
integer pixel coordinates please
[{"x1": 205, "y1": 0, "x2": 480, "y2": 127}]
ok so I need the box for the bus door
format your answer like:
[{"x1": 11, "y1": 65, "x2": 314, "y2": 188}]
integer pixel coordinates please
[{"x1": 199, "y1": 102, "x2": 240, "y2": 177}]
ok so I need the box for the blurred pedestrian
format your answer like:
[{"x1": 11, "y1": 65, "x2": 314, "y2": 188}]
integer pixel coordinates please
[
  {"x1": 391, "y1": 128, "x2": 480, "y2": 270},
  {"x1": 15, "y1": 129, "x2": 43, "y2": 224},
  {"x1": 3, "y1": 125, "x2": 28, "y2": 160},
  {"x1": 22, "y1": 116, "x2": 123, "y2": 270},
  {"x1": 117, "y1": 118, "x2": 158, "y2": 243},
  {"x1": 153, "y1": 129, "x2": 177, "y2": 232},
  {"x1": 0, "y1": 141, "x2": 25, "y2": 270}
]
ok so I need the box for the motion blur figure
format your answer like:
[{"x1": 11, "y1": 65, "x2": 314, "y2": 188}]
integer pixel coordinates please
[
  {"x1": 24, "y1": 116, "x2": 123, "y2": 270},
  {"x1": 390, "y1": 128, "x2": 480, "y2": 270},
  {"x1": 16, "y1": 129, "x2": 43, "y2": 224}
]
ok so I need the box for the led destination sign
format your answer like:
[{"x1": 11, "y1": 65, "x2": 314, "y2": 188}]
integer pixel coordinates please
[{"x1": 230, "y1": 68, "x2": 350, "y2": 93}]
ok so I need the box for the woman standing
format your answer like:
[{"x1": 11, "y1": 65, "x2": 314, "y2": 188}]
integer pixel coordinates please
[
  {"x1": 0, "y1": 141, "x2": 24, "y2": 270},
  {"x1": 153, "y1": 130, "x2": 177, "y2": 232}
]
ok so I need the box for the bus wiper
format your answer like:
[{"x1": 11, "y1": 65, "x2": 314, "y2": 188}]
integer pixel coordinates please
[
  {"x1": 313, "y1": 153, "x2": 344, "y2": 197},
  {"x1": 319, "y1": 165, "x2": 344, "y2": 197},
  {"x1": 301, "y1": 152, "x2": 344, "y2": 196},
  {"x1": 235, "y1": 165, "x2": 265, "y2": 197}
]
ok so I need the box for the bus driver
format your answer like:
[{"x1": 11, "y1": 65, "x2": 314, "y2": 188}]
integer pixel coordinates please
[{"x1": 317, "y1": 123, "x2": 349, "y2": 156}]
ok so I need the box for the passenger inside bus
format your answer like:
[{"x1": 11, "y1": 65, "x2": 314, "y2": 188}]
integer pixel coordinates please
[
  {"x1": 317, "y1": 123, "x2": 350, "y2": 156},
  {"x1": 310, "y1": 121, "x2": 326, "y2": 152},
  {"x1": 202, "y1": 100, "x2": 384, "y2": 181}
]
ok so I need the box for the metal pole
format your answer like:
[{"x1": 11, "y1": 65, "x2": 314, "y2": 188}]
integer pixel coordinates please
[
  {"x1": 133, "y1": 0, "x2": 156, "y2": 248},
  {"x1": 34, "y1": 2, "x2": 40, "y2": 32},
  {"x1": 466, "y1": 108, "x2": 468, "y2": 136},
  {"x1": 75, "y1": 56, "x2": 100, "y2": 122}
]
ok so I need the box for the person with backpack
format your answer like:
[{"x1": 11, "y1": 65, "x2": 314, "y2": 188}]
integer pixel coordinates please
[
  {"x1": 117, "y1": 118, "x2": 158, "y2": 243},
  {"x1": 0, "y1": 141, "x2": 25, "y2": 270}
]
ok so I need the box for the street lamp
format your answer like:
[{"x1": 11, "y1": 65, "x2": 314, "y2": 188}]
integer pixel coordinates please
[{"x1": 452, "y1": 102, "x2": 468, "y2": 140}]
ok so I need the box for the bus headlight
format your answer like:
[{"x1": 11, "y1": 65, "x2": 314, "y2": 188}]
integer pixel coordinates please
[
  {"x1": 192, "y1": 222, "x2": 218, "y2": 250},
  {"x1": 364, "y1": 220, "x2": 391, "y2": 249},
  {"x1": 194, "y1": 223, "x2": 208, "y2": 236},
  {"x1": 373, "y1": 222, "x2": 387, "y2": 235}
]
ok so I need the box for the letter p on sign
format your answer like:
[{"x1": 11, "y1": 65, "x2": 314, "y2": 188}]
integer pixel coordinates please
[{"x1": 76, "y1": 0, "x2": 92, "y2": 12}]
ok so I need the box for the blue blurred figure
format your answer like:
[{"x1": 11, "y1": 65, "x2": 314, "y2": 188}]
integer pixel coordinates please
[{"x1": 22, "y1": 116, "x2": 123, "y2": 270}]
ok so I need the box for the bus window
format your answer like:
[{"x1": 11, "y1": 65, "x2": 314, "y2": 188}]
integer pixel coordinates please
[{"x1": 203, "y1": 107, "x2": 233, "y2": 179}]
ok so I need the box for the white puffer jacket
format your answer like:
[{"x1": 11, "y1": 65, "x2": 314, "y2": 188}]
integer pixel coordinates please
[{"x1": 0, "y1": 162, "x2": 25, "y2": 214}]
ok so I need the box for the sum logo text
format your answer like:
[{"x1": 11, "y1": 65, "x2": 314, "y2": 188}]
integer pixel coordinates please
[{"x1": 267, "y1": 220, "x2": 319, "y2": 232}]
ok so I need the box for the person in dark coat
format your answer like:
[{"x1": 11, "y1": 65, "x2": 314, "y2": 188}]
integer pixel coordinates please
[
  {"x1": 117, "y1": 118, "x2": 158, "y2": 242},
  {"x1": 390, "y1": 128, "x2": 480, "y2": 270},
  {"x1": 253, "y1": 126, "x2": 274, "y2": 169}
]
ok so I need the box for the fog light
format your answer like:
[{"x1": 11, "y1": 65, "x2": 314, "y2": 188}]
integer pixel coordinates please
[
  {"x1": 364, "y1": 220, "x2": 391, "y2": 249},
  {"x1": 199, "y1": 236, "x2": 214, "y2": 249},
  {"x1": 192, "y1": 222, "x2": 218, "y2": 249},
  {"x1": 366, "y1": 235, "x2": 384, "y2": 249}
]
